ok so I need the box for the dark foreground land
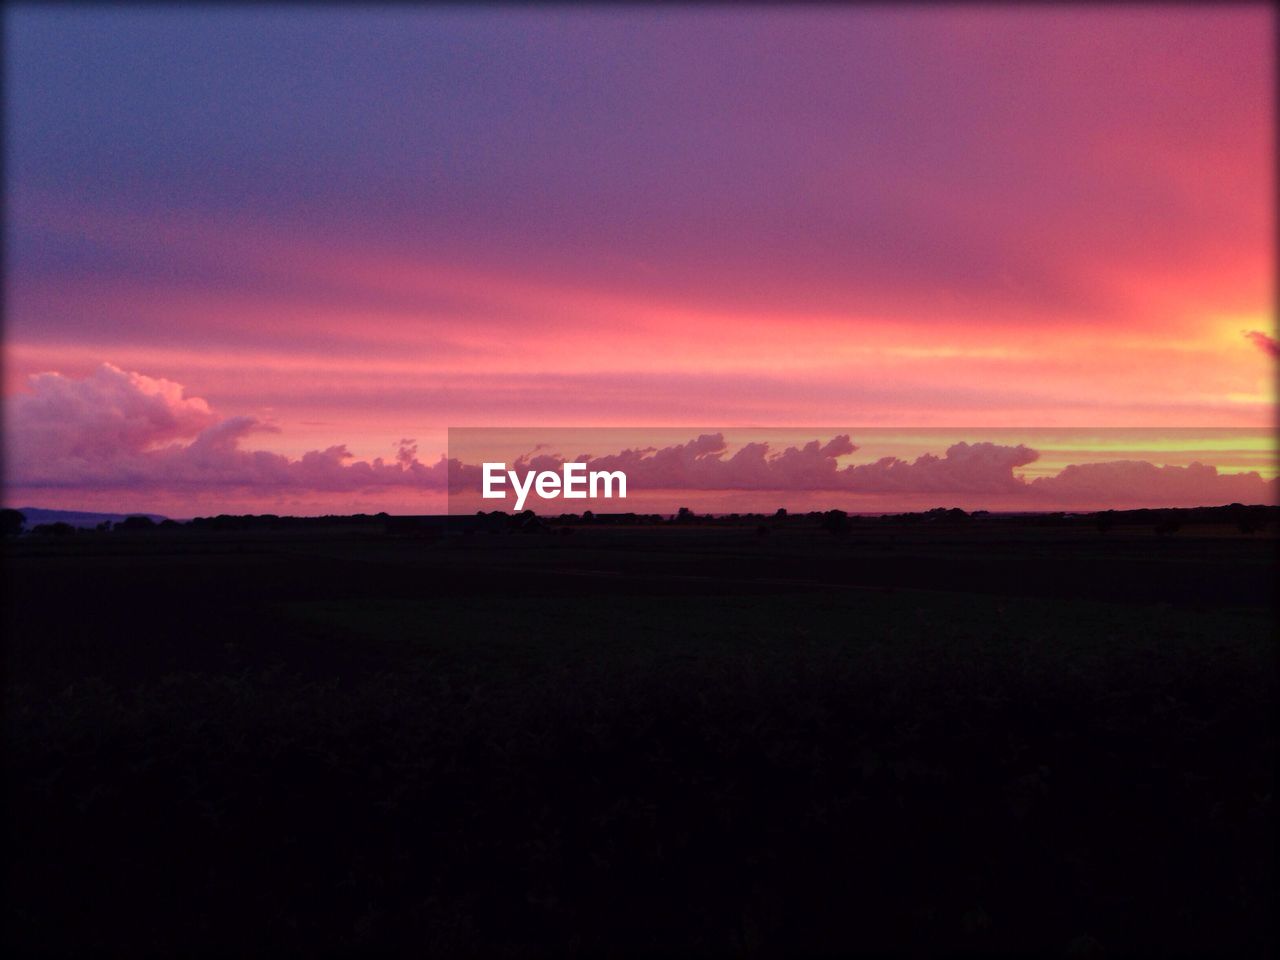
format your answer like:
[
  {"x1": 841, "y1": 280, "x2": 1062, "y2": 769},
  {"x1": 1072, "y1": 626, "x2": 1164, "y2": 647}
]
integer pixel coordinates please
[{"x1": 3, "y1": 512, "x2": 1276, "y2": 955}]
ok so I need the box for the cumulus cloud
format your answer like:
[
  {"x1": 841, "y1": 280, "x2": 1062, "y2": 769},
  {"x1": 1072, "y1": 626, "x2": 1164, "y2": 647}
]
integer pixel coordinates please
[
  {"x1": 10, "y1": 364, "x2": 217, "y2": 468},
  {"x1": 1029, "y1": 460, "x2": 1274, "y2": 506},
  {"x1": 515, "y1": 434, "x2": 862, "y2": 491},
  {"x1": 6, "y1": 363, "x2": 452, "y2": 491},
  {"x1": 842, "y1": 442, "x2": 1038, "y2": 493},
  {"x1": 1243, "y1": 329, "x2": 1278, "y2": 358},
  {"x1": 502, "y1": 435, "x2": 1035, "y2": 494}
]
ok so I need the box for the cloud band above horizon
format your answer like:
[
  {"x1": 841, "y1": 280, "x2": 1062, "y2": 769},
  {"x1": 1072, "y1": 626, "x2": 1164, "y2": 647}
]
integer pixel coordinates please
[{"x1": 4, "y1": 364, "x2": 1275, "y2": 516}]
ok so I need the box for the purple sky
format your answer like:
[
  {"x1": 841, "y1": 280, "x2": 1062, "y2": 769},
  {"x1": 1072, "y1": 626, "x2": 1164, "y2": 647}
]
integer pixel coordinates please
[{"x1": 3, "y1": 5, "x2": 1275, "y2": 514}]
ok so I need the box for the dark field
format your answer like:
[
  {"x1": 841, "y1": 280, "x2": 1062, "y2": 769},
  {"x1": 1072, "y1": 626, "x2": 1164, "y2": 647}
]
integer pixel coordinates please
[{"x1": 3, "y1": 515, "x2": 1276, "y2": 955}]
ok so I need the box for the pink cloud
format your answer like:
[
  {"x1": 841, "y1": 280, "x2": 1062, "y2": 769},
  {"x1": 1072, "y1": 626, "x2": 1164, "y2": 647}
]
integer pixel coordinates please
[
  {"x1": 513, "y1": 436, "x2": 1037, "y2": 495},
  {"x1": 522, "y1": 434, "x2": 861, "y2": 491},
  {"x1": 1243, "y1": 330, "x2": 1278, "y2": 358},
  {"x1": 6, "y1": 363, "x2": 452, "y2": 492},
  {"x1": 9, "y1": 363, "x2": 218, "y2": 467},
  {"x1": 842, "y1": 443, "x2": 1038, "y2": 494},
  {"x1": 1029, "y1": 460, "x2": 1274, "y2": 506}
]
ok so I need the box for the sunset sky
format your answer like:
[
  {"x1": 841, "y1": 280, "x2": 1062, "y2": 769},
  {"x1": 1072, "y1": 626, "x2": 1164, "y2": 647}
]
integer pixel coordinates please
[{"x1": 4, "y1": 5, "x2": 1275, "y2": 516}]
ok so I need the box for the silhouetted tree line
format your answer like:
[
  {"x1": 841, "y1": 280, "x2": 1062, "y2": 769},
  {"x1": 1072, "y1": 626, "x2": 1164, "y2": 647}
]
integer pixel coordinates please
[
  {"x1": 5, "y1": 503, "x2": 1275, "y2": 538},
  {"x1": 188, "y1": 513, "x2": 392, "y2": 531}
]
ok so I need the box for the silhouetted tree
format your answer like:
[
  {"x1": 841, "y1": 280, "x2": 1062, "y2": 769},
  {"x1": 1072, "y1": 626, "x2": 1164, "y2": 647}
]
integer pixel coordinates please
[
  {"x1": 821, "y1": 509, "x2": 851, "y2": 537},
  {"x1": 0, "y1": 508, "x2": 25, "y2": 536}
]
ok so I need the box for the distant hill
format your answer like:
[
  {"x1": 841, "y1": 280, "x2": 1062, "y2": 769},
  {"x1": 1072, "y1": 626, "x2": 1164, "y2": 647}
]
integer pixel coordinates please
[{"x1": 11, "y1": 507, "x2": 170, "y2": 529}]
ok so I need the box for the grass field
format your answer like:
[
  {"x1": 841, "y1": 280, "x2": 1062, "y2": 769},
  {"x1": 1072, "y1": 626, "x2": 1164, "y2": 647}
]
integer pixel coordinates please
[{"x1": 3, "y1": 517, "x2": 1275, "y2": 954}]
